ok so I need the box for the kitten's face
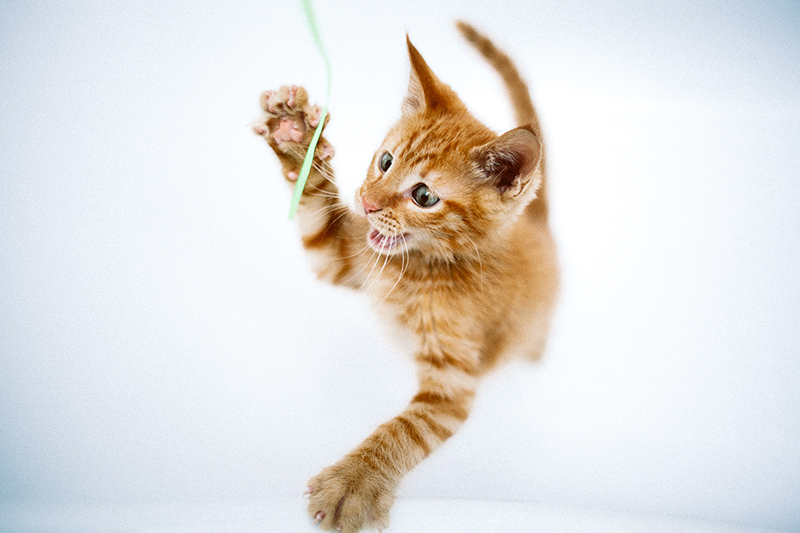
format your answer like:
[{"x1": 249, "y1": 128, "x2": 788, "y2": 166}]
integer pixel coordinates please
[
  {"x1": 354, "y1": 39, "x2": 542, "y2": 261},
  {"x1": 356, "y1": 114, "x2": 499, "y2": 259}
]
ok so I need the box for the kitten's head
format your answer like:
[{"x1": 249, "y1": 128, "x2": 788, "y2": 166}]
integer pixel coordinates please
[{"x1": 356, "y1": 37, "x2": 543, "y2": 261}]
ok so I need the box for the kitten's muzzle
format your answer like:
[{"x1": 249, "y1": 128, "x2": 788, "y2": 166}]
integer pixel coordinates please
[{"x1": 368, "y1": 228, "x2": 410, "y2": 252}]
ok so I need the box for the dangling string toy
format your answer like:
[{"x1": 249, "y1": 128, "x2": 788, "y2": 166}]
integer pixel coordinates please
[{"x1": 288, "y1": 0, "x2": 332, "y2": 220}]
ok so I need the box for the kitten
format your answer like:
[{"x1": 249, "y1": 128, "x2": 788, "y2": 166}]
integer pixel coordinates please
[{"x1": 252, "y1": 21, "x2": 558, "y2": 533}]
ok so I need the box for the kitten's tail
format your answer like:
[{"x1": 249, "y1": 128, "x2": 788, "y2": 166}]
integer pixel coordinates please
[{"x1": 456, "y1": 21, "x2": 548, "y2": 220}]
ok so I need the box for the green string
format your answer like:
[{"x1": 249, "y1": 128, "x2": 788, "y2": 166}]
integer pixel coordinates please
[{"x1": 288, "y1": 0, "x2": 332, "y2": 220}]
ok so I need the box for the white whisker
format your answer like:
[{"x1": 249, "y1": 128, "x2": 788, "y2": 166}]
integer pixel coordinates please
[
  {"x1": 382, "y1": 236, "x2": 409, "y2": 301},
  {"x1": 366, "y1": 249, "x2": 392, "y2": 294},
  {"x1": 341, "y1": 240, "x2": 375, "y2": 262},
  {"x1": 363, "y1": 246, "x2": 386, "y2": 293},
  {"x1": 283, "y1": 144, "x2": 342, "y2": 193}
]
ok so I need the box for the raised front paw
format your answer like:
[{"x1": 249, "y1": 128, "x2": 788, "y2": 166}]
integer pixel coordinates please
[
  {"x1": 252, "y1": 85, "x2": 333, "y2": 163},
  {"x1": 306, "y1": 457, "x2": 394, "y2": 533}
]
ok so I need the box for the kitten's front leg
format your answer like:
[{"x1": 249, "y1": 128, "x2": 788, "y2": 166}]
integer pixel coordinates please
[
  {"x1": 252, "y1": 85, "x2": 366, "y2": 287},
  {"x1": 306, "y1": 355, "x2": 478, "y2": 533}
]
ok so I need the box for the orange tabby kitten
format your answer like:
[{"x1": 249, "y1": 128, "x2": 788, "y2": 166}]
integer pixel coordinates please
[{"x1": 252, "y1": 21, "x2": 558, "y2": 533}]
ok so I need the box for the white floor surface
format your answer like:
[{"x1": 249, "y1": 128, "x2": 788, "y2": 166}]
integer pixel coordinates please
[{"x1": 0, "y1": 499, "x2": 790, "y2": 533}]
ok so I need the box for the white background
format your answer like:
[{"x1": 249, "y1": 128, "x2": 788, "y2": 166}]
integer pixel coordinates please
[{"x1": 1, "y1": 0, "x2": 798, "y2": 531}]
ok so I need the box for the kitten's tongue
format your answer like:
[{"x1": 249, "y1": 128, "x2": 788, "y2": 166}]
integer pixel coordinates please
[{"x1": 369, "y1": 229, "x2": 407, "y2": 250}]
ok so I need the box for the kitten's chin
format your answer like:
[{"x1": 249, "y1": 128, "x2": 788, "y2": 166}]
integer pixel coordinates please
[{"x1": 368, "y1": 228, "x2": 411, "y2": 254}]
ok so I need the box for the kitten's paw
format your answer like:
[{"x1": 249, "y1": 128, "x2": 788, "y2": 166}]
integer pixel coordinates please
[
  {"x1": 252, "y1": 85, "x2": 332, "y2": 161},
  {"x1": 306, "y1": 458, "x2": 393, "y2": 533}
]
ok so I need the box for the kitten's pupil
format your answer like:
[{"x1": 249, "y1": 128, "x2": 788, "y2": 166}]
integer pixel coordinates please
[
  {"x1": 411, "y1": 183, "x2": 439, "y2": 208},
  {"x1": 379, "y1": 152, "x2": 393, "y2": 172}
]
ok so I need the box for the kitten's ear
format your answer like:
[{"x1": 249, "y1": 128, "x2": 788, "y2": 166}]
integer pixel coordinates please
[
  {"x1": 402, "y1": 36, "x2": 447, "y2": 115},
  {"x1": 473, "y1": 126, "x2": 542, "y2": 198}
]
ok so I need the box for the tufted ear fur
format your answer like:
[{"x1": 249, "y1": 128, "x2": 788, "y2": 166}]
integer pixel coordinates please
[
  {"x1": 402, "y1": 37, "x2": 450, "y2": 116},
  {"x1": 472, "y1": 126, "x2": 542, "y2": 197}
]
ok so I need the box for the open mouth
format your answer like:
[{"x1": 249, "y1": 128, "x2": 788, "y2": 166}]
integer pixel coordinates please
[{"x1": 368, "y1": 228, "x2": 410, "y2": 252}]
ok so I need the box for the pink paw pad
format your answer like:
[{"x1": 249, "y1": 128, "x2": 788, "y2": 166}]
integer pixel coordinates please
[
  {"x1": 274, "y1": 119, "x2": 304, "y2": 143},
  {"x1": 318, "y1": 143, "x2": 334, "y2": 160},
  {"x1": 287, "y1": 85, "x2": 300, "y2": 108},
  {"x1": 308, "y1": 105, "x2": 323, "y2": 128},
  {"x1": 263, "y1": 90, "x2": 277, "y2": 113}
]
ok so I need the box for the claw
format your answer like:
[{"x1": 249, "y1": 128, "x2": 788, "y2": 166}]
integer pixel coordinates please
[
  {"x1": 318, "y1": 142, "x2": 334, "y2": 160},
  {"x1": 287, "y1": 85, "x2": 299, "y2": 107},
  {"x1": 265, "y1": 90, "x2": 277, "y2": 113},
  {"x1": 308, "y1": 105, "x2": 322, "y2": 127},
  {"x1": 314, "y1": 511, "x2": 325, "y2": 524},
  {"x1": 259, "y1": 90, "x2": 275, "y2": 113}
]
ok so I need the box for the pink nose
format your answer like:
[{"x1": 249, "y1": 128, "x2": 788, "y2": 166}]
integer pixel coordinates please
[{"x1": 362, "y1": 196, "x2": 381, "y2": 215}]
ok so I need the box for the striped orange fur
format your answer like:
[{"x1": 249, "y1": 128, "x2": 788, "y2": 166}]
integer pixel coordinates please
[{"x1": 252, "y1": 21, "x2": 558, "y2": 533}]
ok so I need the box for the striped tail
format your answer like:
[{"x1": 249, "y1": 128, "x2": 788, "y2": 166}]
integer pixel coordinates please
[{"x1": 456, "y1": 20, "x2": 549, "y2": 220}]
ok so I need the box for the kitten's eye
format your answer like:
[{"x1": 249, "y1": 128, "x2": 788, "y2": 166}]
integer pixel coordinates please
[
  {"x1": 411, "y1": 183, "x2": 440, "y2": 208},
  {"x1": 379, "y1": 152, "x2": 393, "y2": 172}
]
